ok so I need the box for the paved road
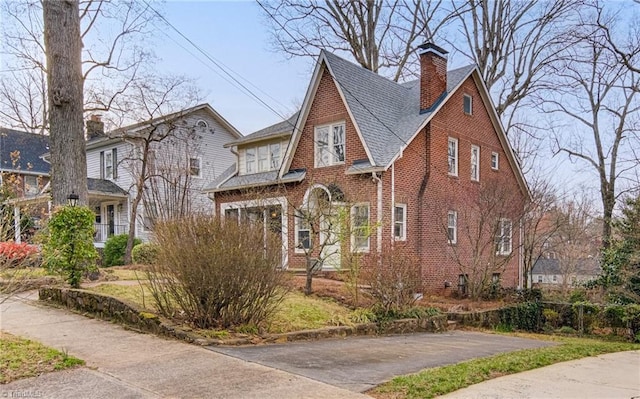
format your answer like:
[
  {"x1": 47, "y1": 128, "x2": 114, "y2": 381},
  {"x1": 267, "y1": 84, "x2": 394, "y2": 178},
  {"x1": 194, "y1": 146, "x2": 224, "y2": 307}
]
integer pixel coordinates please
[
  {"x1": 208, "y1": 331, "x2": 554, "y2": 392},
  {"x1": 0, "y1": 293, "x2": 369, "y2": 399}
]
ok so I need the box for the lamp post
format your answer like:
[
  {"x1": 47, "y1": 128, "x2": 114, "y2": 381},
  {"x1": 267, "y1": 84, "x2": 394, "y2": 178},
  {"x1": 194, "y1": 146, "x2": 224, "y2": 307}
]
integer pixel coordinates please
[{"x1": 67, "y1": 191, "x2": 79, "y2": 207}]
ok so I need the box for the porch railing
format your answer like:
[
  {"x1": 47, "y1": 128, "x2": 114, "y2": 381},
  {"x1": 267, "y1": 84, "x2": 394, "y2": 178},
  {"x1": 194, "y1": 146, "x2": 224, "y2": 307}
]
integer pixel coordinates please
[{"x1": 94, "y1": 224, "x2": 128, "y2": 243}]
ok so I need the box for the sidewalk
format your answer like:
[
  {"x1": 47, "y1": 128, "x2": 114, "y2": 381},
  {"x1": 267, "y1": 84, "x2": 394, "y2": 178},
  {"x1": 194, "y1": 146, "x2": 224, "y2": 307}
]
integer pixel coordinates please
[
  {"x1": 0, "y1": 292, "x2": 370, "y2": 399},
  {"x1": 438, "y1": 350, "x2": 640, "y2": 399}
]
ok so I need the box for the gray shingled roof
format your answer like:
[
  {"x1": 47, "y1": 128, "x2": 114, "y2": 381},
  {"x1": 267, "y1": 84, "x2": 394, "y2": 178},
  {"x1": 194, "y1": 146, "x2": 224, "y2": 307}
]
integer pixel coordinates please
[
  {"x1": 0, "y1": 128, "x2": 50, "y2": 174},
  {"x1": 532, "y1": 258, "x2": 602, "y2": 276},
  {"x1": 209, "y1": 169, "x2": 306, "y2": 193},
  {"x1": 87, "y1": 178, "x2": 128, "y2": 196},
  {"x1": 322, "y1": 51, "x2": 475, "y2": 167},
  {"x1": 227, "y1": 112, "x2": 299, "y2": 147}
]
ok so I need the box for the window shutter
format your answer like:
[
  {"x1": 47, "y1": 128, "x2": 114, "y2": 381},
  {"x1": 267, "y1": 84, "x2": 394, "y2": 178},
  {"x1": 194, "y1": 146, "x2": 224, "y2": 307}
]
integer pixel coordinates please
[
  {"x1": 112, "y1": 148, "x2": 118, "y2": 179},
  {"x1": 100, "y1": 151, "x2": 105, "y2": 179}
]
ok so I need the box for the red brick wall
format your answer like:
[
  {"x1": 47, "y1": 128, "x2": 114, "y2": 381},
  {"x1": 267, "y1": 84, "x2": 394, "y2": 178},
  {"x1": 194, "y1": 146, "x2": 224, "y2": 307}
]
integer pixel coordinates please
[{"x1": 215, "y1": 68, "x2": 526, "y2": 296}]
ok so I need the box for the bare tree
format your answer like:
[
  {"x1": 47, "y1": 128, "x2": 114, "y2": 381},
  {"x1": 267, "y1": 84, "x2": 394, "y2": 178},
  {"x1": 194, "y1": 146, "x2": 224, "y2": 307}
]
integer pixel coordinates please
[
  {"x1": 1, "y1": 0, "x2": 158, "y2": 131},
  {"x1": 448, "y1": 0, "x2": 580, "y2": 120},
  {"x1": 258, "y1": 0, "x2": 453, "y2": 81},
  {"x1": 433, "y1": 177, "x2": 526, "y2": 299},
  {"x1": 552, "y1": 195, "x2": 599, "y2": 292},
  {"x1": 43, "y1": 0, "x2": 87, "y2": 206},
  {"x1": 543, "y1": 9, "x2": 640, "y2": 249},
  {"x1": 521, "y1": 176, "x2": 563, "y2": 288},
  {"x1": 107, "y1": 74, "x2": 201, "y2": 263}
]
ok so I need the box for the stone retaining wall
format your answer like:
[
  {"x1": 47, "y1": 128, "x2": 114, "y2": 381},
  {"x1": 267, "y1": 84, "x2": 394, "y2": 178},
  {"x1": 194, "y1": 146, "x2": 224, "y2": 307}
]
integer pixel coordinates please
[{"x1": 39, "y1": 287, "x2": 448, "y2": 346}]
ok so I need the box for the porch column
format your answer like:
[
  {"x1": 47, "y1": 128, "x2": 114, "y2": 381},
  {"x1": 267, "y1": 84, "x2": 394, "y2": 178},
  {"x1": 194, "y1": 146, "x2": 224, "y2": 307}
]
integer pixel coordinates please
[{"x1": 13, "y1": 206, "x2": 21, "y2": 243}]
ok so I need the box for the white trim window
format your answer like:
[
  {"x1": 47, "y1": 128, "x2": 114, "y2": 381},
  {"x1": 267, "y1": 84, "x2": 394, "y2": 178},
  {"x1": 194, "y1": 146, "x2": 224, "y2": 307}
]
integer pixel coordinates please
[
  {"x1": 315, "y1": 122, "x2": 345, "y2": 167},
  {"x1": 394, "y1": 204, "x2": 407, "y2": 241},
  {"x1": 189, "y1": 157, "x2": 201, "y2": 178},
  {"x1": 196, "y1": 119, "x2": 208, "y2": 128},
  {"x1": 448, "y1": 137, "x2": 458, "y2": 176},
  {"x1": 100, "y1": 148, "x2": 117, "y2": 180},
  {"x1": 496, "y1": 218, "x2": 512, "y2": 255},
  {"x1": 295, "y1": 211, "x2": 311, "y2": 252},
  {"x1": 447, "y1": 210, "x2": 457, "y2": 244},
  {"x1": 470, "y1": 145, "x2": 480, "y2": 181},
  {"x1": 351, "y1": 204, "x2": 370, "y2": 252},
  {"x1": 246, "y1": 148, "x2": 256, "y2": 173},
  {"x1": 491, "y1": 152, "x2": 499, "y2": 170},
  {"x1": 24, "y1": 175, "x2": 39, "y2": 196},
  {"x1": 270, "y1": 143, "x2": 281, "y2": 170},
  {"x1": 244, "y1": 143, "x2": 281, "y2": 174},
  {"x1": 463, "y1": 94, "x2": 473, "y2": 115}
]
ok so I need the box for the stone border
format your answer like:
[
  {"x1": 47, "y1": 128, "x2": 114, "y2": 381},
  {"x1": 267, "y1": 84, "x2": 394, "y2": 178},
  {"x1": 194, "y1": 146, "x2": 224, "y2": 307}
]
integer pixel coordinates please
[{"x1": 39, "y1": 287, "x2": 448, "y2": 346}]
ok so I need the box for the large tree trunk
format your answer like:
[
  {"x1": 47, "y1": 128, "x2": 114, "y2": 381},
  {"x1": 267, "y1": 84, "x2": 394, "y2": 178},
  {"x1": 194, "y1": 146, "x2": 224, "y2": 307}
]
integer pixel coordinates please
[{"x1": 43, "y1": 0, "x2": 87, "y2": 206}]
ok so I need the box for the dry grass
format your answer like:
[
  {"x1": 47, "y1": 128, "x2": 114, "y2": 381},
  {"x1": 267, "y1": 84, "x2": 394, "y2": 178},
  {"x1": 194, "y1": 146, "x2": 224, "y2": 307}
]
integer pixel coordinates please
[{"x1": 0, "y1": 331, "x2": 84, "y2": 384}]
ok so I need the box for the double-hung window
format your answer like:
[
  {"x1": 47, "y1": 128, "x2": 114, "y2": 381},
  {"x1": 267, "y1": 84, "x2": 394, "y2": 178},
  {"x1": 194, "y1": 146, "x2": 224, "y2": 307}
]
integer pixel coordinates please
[
  {"x1": 463, "y1": 94, "x2": 473, "y2": 115},
  {"x1": 100, "y1": 148, "x2": 117, "y2": 180},
  {"x1": 394, "y1": 204, "x2": 407, "y2": 241},
  {"x1": 471, "y1": 145, "x2": 480, "y2": 181},
  {"x1": 189, "y1": 157, "x2": 201, "y2": 178},
  {"x1": 491, "y1": 152, "x2": 499, "y2": 170},
  {"x1": 495, "y1": 218, "x2": 512, "y2": 255},
  {"x1": 447, "y1": 210, "x2": 457, "y2": 244},
  {"x1": 351, "y1": 204, "x2": 370, "y2": 252},
  {"x1": 295, "y1": 211, "x2": 311, "y2": 251},
  {"x1": 246, "y1": 148, "x2": 256, "y2": 173},
  {"x1": 315, "y1": 122, "x2": 345, "y2": 167},
  {"x1": 448, "y1": 137, "x2": 458, "y2": 176},
  {"x1": 270, "y1": 143, "x2": 281, "y2": 169}
]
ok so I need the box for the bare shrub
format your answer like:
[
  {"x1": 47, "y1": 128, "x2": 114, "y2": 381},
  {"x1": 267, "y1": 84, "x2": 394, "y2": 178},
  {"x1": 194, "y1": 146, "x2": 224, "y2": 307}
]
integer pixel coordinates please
[
  {"x1": 146, "y1": 215, "x2": 287, "y2": 329},
  {"x1": 363, "y1": 244, "x2": 422, "y2": 313}
]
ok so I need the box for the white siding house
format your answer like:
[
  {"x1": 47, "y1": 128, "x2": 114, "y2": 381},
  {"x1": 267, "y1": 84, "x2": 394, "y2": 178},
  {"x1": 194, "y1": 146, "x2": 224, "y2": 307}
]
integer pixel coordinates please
[{"x1": 85, "y1": 103, "x2": 241, "y2": 245}]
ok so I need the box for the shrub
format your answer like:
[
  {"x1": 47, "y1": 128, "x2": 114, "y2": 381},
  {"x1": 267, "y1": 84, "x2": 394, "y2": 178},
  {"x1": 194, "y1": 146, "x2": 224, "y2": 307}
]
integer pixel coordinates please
[
  {"x1": 146, "y1": 215, "x2": 287, "y2": 329},
  {"x1": 498, "y1": 302, "x2": 542, "y2": 332},
  {"x1": 0, "y1": 242, "x2": 40, "y2": 268},
  {"x1": 103, "y1": 234, "x2": 141, "y2": 267},
  {"x1": 131, "y1": 242, "x2": 159, "y2": 265},
  {"x1": 603, "y1": 305, "x2": 626, "y2": 334},
  {"x1": 42, "y1": 206, "x2": 98, "y2": 288},
  {"x1": 572, "y1": 301, "x2": 600, "y2": 334},
  {"x1": 543, "y1": 308, "x2": 560, "y2": 330},
  {"x1": 624, "y1": 304, "x2": 640, "y2": 342},
  {"x1": 362, "y1": 243, "x2": 422, "y2": 313}
]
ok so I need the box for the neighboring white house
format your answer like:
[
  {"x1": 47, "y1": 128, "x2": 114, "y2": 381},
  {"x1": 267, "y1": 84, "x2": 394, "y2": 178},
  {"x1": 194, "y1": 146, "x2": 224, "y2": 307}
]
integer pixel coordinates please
[
  {"x1": 531, "y1": 257, "x2": 602, "y2": 287},
  {"x1": 8, "y1": 103, "x2": 242, "y2": 247}
]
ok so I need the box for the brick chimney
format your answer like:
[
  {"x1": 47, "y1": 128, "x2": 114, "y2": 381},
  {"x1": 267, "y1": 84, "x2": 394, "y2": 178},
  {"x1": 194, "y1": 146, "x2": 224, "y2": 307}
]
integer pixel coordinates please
[
  {"x1": 86, "y1": 114, "x2": 105, "y2": 140},
  {"x1": 419, "y1": 43, "x2": 448, "y2": 112}
]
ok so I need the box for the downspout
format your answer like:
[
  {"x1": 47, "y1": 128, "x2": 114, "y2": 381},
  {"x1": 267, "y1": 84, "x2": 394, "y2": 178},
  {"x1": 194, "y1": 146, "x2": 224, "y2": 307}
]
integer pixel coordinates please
[
  {"x1": 372, "y1": 172, "x2": 382, "y2": 253},
  {"x1": 391, "y1": 162, "x2": 395, "y2": 243},
  {"x1": 13, "y1": 206, "x2": 21, "y2": 243},
  {"x1": 519, "y1": 211, "x2": 524, "y2": 289}
]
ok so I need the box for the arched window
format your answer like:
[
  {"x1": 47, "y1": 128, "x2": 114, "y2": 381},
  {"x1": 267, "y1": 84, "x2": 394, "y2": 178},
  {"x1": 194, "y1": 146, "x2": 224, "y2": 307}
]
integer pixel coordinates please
[{"x1": 196, "y1": 119, "x2": 208, "y2": 128}]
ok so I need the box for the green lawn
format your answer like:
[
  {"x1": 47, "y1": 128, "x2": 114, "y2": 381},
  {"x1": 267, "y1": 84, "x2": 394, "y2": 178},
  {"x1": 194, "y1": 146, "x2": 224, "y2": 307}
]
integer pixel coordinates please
[
  {"x1": 0, "y1": 332, "x2": 84, "y2": 384},
  {"x1": 369, "y1": 335, "x2": 640, "y2": 399}
]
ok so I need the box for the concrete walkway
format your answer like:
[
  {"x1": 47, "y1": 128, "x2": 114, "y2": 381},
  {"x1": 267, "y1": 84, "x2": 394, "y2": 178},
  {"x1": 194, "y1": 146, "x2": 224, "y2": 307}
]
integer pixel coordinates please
[
  {"x1": 0, "y1": 292, "x2": 370, "y2": 399},
  {"x1": 438, "y1": 350, "x2": 640, "y2": 399}
]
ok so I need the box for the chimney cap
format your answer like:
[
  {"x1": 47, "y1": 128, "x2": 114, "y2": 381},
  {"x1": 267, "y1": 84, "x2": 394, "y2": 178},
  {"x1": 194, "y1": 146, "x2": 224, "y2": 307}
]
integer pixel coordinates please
[{"x1": 418, "y1": 42, "x2": 448, "y2": 58}]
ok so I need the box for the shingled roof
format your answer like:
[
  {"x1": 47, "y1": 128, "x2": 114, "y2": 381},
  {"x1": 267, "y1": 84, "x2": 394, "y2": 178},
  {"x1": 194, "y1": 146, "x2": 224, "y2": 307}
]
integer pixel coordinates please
[
  {"x1": 0, "y1": 128, "x2": 50, "y2": 175},
  {"x1": 319, "y1": 51, "x2": 475, "y2": 167}
]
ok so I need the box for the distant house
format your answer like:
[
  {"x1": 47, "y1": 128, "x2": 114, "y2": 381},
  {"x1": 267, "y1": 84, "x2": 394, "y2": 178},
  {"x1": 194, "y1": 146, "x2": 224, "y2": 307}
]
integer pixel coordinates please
[
  {"x1": 531, "y1": 257, "x2": 601, "y2": 286},
  {"x1": 0, "y1": 128, "x2": 50, "y2": 198},
  {"x1": 206, "y1": 43, "x2": 530, "y2": 294},
  {"x1": 4, "y1": 103, "x2": 241, "y2": 246}
]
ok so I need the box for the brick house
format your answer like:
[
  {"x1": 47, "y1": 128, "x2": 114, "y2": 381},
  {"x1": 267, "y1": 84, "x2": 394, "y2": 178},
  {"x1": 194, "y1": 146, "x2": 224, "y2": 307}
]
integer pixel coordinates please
[{"x1": 206, "y1": 43, "x2": 530, "y2": 295}]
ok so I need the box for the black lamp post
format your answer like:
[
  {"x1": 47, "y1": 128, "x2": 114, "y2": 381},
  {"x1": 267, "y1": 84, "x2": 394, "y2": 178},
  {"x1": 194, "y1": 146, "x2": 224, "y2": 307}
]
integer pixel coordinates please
[{"x1": 67, "y1": 192, "x2": 79, "y2": 207}]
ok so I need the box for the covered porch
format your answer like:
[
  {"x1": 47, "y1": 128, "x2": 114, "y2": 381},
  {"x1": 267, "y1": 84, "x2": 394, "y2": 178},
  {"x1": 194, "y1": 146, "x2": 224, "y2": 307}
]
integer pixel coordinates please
[{"x1": 6, "y1": 178, "x2": 130, "y2": 248}]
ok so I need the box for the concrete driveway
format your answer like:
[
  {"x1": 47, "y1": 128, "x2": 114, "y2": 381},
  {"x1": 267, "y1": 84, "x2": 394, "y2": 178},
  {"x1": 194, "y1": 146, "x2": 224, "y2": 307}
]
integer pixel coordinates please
[{"x1": 208, "y1": 331, "x2": 554, "y2": 392}]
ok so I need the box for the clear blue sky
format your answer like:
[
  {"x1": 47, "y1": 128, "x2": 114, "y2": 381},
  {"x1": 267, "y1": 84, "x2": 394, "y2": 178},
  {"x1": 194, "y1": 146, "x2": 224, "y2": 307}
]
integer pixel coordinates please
[{"x1": 156, "y1": 1, "x2": 311, "y2": 134}]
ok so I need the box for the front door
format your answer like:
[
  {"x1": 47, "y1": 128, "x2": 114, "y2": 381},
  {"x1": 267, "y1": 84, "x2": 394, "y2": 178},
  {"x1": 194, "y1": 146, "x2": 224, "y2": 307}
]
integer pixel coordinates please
[
  {"x1": 101, "y1": 202, "x2": 118, "y2": 239},
  {"x1": 320, "y1": 212, "x2": 341, "y2": 270}
]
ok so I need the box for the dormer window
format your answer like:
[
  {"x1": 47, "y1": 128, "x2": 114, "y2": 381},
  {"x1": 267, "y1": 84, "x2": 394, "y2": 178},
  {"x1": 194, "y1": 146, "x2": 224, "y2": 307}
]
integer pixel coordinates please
[
  {"x1": 315, "y1": 122, "x2": 345, "y2": 167},
  {"x1": 243, "y1": 142, "x2": 281, "y2": 174}
]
